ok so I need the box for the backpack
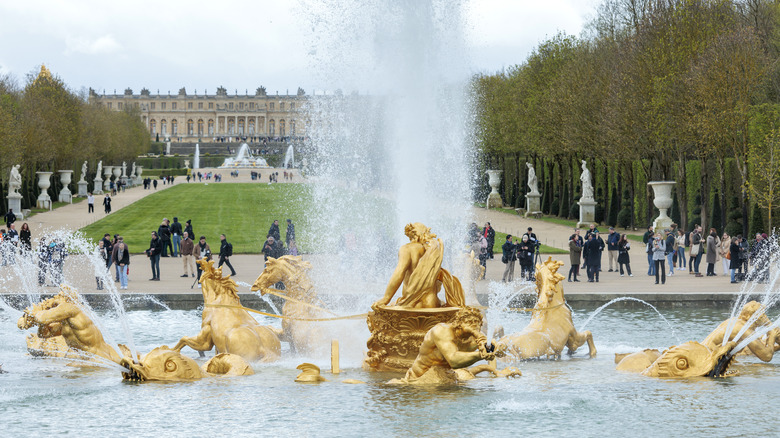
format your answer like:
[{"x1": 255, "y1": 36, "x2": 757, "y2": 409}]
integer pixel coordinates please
[{"x1": 225, "y1": 242, "x2": 233, "y2": 257}]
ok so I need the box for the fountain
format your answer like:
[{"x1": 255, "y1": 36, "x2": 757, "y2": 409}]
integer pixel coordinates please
[
  {"x1": 283, "y1": 145, "x2": 295, "y2": 168},
  {"x1": 193, "y1": 144, "x2": 200, "y2": 170},
  {"x1": 219, "y1": 143, "x2": 270, "y2": 168}
]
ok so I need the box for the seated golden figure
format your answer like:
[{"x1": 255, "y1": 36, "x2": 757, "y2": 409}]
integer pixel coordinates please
[
  {"x1": 373, "y1": 222, "x2": 465, "y2": 309},
  {"x1": 499, "y1": 257, "x2": 596, "y2": 360},
  {"x1": 17, "y1": 287, "x2": 122, "y2": 364},
  {"x1": 173, "y1": 259, "x2": 281, "y2": 362},
  {"x1": 390, "y1": 307, "x2": 513, "y2": 384}
]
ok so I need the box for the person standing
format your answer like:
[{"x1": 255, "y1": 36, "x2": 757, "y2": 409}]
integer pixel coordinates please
[
  {"x1": 170, "y1": 217, "x2": 183, "y2": 257},
  {"x1": 720, "y1": 232, "x2": 731, "y2": 275},
  {"x1": 184, "y1": 219, "x2": 194, "y2": 241},
  {"x1": 583, "y1": 234, "x2": 600, "y2": 282},
  {"x1": 642, "y1": 225, "x2": 655, "y2": 276},
  {"x1": 194, "y1": 236, "x2": 212, "y2": 284},
  {"x1": 665, "y1": 229, "x2": 676, "y2": 276},
  {"x1": 652, "y1": 233, "x2": 667, "y2": 285},
  {"x1": 268, "y1": 220, "x2": 281, "y2": 241},
  {"x1": 676, "y1": 229, "x2": 687, "y2": 271},
  {"x1": 617, "y1": 234, "x2": 632, "y2": 277},
  {"x1": 4, "y1": 208, "x2": 16, "y2": 229},
  {"x1": 158, "y1": 219, "x2": 172, "y2": 257},
  {"x1": 501, "y1": 235, "x2": 517, "y2": 282},
  {"x1": 705, "y1": 228, "x2": 720, "y2": 276},
  {"x1": 180, "y1": 231, "x2": 196, "y2": 278},
  {"x1": 19, "y1": 223, "x2": 31, "y2": 252},
  {"x1": 568, "y1": 235, "x2": 582, "y2": 282},
  {"x1": 218, "y1": 234, "x2": 237, "y2": 276},
  {"x1": 147, "y1": 231, "x2": 162, "y2": 281},
  {"x1": 594, "y1": 231, "x2": 605, "y2": 273},
  {"x1": 285, "y1": 219, "x2": 296, "y2": 250},
  {"x1": 97, "y1": 240, "x2": 108, "y2": 290},
  {"x1": 690, "y1": 226, "x2": 704, "y2": 277},
  {"x1": 483, "y1": 223, "x2": 496, "y2": 260},
  {"x1": 606, "y1": 227, "x2": 620, "y2": 272},
  {"x1": 103, "y1": 194, "x2": 112, "y2": 214},
  {"x1": 729, "y1": 237, "x2": 741, "y2": 283},
  {"x1": 517, "y1": 235, "x2": 534, "y2": 281},
  {"x1": 87, "y1": 193, "x2": 94, "y2": 213},
  {"x1": 112, "y1": 237, "x2": 130, "y2": 290}
]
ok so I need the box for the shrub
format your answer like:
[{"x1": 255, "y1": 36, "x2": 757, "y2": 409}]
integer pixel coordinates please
[
  {"x1": 569, "y1": 202, "x2": 579, "y2": 219},
  {"x1": 617, "y1": 207, "x2": 632, "y2": 229}
]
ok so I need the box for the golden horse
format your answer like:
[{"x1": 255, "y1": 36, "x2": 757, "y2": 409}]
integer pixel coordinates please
[
  {"x1": 173, "y1": 259, "x2": 281, "y2": 362},
  {"x1": 500, "y1": 257, "x2": 597, "y2": 360},
  {"x1": 251, "y1": 256, "x2": 328, "y2": 355}
]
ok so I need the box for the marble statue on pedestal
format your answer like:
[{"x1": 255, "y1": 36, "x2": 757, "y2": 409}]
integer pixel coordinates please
[
  {"x1": 580, "y1": 160, "x2": 594, "y2": 201},
  {"x1": 8, "y1": 165, "x2": 21, "y2": 197}
]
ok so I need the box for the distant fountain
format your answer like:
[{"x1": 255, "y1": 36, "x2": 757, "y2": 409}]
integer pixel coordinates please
[
  {"x1": 193, "y1": 144, "x2": 200, "y2": 170},
  {"x1": 219, "y1": 143, "x2": 270, "y2": 169},
  {"x1": 283, "y1": 145, "x2": 295, "y2": 169}
]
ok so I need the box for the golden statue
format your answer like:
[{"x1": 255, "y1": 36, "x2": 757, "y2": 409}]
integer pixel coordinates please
[
  {"x1": 374, "y1": 222, "x2": 465, "y2": 309},
  {"x1": 616, "y1": 301, "x2": 778, "y2": 377},
  {"x1": 365, "y1": 223, "x2": 468, "y2": 372},
  {"x1": 499, "y1": 257, "x2": 596, "y2": 360},
  {"x1": 121, "y1": 347, "x2": 253, "y2": 382},
  {"x1": 17, "y1": 287, "x2": 122, "y2": 364},
  {"x1": 389, "y1": 307, "x2": 514, "y2": 384},
  {"x1": 173, "y1": 259, "x2": 281, "y2": 362},
  {"x1": 251, "y1": 256, "x2": 327, "y2": 355},
  {"x1": 295, "y1": 363, "x2": 328, "y2": 383}
]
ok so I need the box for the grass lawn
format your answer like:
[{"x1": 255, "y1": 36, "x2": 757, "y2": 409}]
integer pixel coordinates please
[
  {"x1": 80, "y1": 183, "x2": 310, "y2": 254},
  {"x1": 27, "y1": 197, "x2": 86, "y2": 219},
  {"x1": 492, "y1": 230, "x2": 568, "y2": 255}
]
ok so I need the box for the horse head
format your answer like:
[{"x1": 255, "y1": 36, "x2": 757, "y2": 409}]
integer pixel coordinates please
[
  {"x1": 251, "y1": 256, "x2": 311, "y2": 296},
  {"x1": 197, "y1": 258, "x2": 239, "y2": 304},
  {"x1": 534, "y1": 257, "x2": 566, "y2": 308}
]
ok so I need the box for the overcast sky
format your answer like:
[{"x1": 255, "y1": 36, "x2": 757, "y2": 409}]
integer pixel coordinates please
[{"x1": 0, "y1": 0, "x2": 596, "y2": 95}]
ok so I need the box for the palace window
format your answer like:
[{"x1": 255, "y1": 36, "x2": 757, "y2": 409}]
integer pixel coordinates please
[
  {"x1": 228, "y1": 120, "x2": 234, "y2": 135},
  {"x1": 198, "y1": 102, "x2": 203, "y2": 109},
  {"x1": 172, "y1": 120, "x2": 178, "y2": 135},
  {"x1": 238, "y1": 120, "x2": 244, "y2": 135},
  {"x1": 208, "y1": 102, "x2": 213, "y2": 109},
  {"x1": 280, "y1": 102, "x2": 285, "y2": 111},
  {"x1": 107, "y1": 102, "x2": 112, "y2": 109},
  {"x1": 239, "y1": 102, "x2": 244, "y2": 110},
  {"x1": 208, "y1": 119, "x2": 214, "y2": 135},
  {"x1": 229, "y1": 103, "x2": 233, "y2": 110},
  {"x1": 250, "y1": 103, "x2": 254, "y2": 110},
  {"x1": 248, "y1": 120, "x2": 255, "y2": 135},
  {"x1": 151, "y1": 102, "x2": 156, "y2": 110},
  {"x1": 290, "y1": 120, "x2": 295, "y2": 135},
  {"x1": 161, "y1": 120, "x2": 167, "y2": 136},
  {"x1": 187, "y1": 119, "x2": 194, "y2": 135},
  {"x1": 291, "y1": 103, "x2": 295, "y2": 111},
  {"x1": 269, "y1": 102, "x2": 274, "y2": 110},
  {"x1": 172, "y1": 102, "x2": 177, "y2": 110},
  {"x1": 269, "y1": 120, "x2": 275, "y2": 136},
  {"x1": 198, "y1": 119, "x2": 204, "y2": 136},
  {"x1": 279, "y1": 119, "x2": 286, "y2": 137},
  {"x1": 161, "y1": 102, "x2": 166, "y2": 110},
  {"x1": 188, "y1": 102, "x2": 193, "y2": 109},
  {"x1": 117, "y1": 102, "x2": 123, "y2": 109},
  {"x1": 150, "y1": 120, "x2": 157, "y2": 135}
]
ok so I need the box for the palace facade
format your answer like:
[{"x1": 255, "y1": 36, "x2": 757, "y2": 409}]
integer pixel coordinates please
[{"x1": 90, "y1": 86, "x2": 308, "y2": 140}]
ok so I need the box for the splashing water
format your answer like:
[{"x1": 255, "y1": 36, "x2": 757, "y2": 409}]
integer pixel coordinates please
[
  {"x1": 579, "y1": 297, "x2": 681, "y2": 344},
  {"x1": 193, "y1": 144, "x2": 200, "y2": 170},
  {"x1": 485, "y1": 280, "x2": 536, "y2": 341}
]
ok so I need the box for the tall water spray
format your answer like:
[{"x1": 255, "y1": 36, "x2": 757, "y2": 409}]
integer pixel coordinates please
[
  {"x1": 302, "y1": 0, "x2": 474, "y2": 292},
  {"x1": 284, "y1": 145, "x2": 295, "y2": 169},
  {"x1": 193, "y1": 144, "x2": 200, "y2": 170}
]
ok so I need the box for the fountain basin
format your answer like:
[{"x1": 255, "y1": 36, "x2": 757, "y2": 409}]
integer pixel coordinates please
[{"x1": 219, "y1": 143, "x2": 270, "y2": 169}]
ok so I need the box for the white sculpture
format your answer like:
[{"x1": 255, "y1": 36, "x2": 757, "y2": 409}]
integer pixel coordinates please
[
  {"x1": 580, "y1": 160, "x2": 594, "y2": 201},
  {"x1": 96, "y1": 161, "x2": 103, "y2": 177},
  {"x1": 121, "y1": 161, "x2": 127, "y2": 178},
  {"x1": 131, "y1": 162, "x2": 136, "y2": 178},
  {"x1": 526, "y1": 162, "x2": 539, "y2": 195},
  {"x1": 8, "y1": 164, "x2": 22, "y2": 197},
  {"x1": 80, "y1": 161, "x2": 88, "y2": 182}
]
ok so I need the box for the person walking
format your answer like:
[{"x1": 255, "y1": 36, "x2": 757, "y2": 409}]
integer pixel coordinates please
[
  {"x1": 568, "y1": 235, "x2": 582, "y2": 282},
  {"x1": 112, "y1": 237, "x2": 130, "y2": 290},
  {"x1": 180, "y1": 231, "x2": 196, "y2": 278},
  {"x1": 652, "y1": 232, "x2": 667, "y2": 285},
  {"x1": 4, "y1": 208, "x2": 16, "y2": 229},
  {"x1": 617, "y1": 234, "x2": 632, "y2": 277},
  {"x1": 19, "y1": 223, "x2": 31, "y2": 252},
  {"x1": 170, "y1": 217, "x2": 183, "y2": 257},
  {"x1": 676, "y1": 229, "x2": 687, "y2": 271},
  {"x1": 218, "y1": 234, "x2": 237, "y2": 276},
  {"x1": 705, "y1": 228, "x2": 720, "y2": 276},
  {"x1": 103, "y1": 194, "x2": 112, "y2": 214},
  {"x1": 729, "y1": 237, "x2": 741, "y2": 283},
  {"x1": 87, "y1": 193, "x2": 94, "y2": 213},
  {"x1": 285, "y1": 219, "x2": 296, "y2": 251},
  {"x1": 606, "y1": 227, "x2": 620, "y2": 272},
  {"x1": 642, "y1": 225, "x2": 655, "y2": 276},
  {"x1": 146, "y1": 231, "x2": 162, "y2": 281},
  {"x1": 720, "y1": 232, "x2": 731, "y2": 275},
  {"x1": 158, "y1": 219, "x2": 172, "y2": 257},
  {"x1": 501, "y1": 235, "x2": 517, "y2": 282}
]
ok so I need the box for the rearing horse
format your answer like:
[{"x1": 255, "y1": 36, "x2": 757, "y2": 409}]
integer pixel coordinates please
[
  {"x1": 251, "y1": 256, "x2": 328, "y2": 355},
  {"x1": 173, "y1": 259, "x2": 281, "y2": 362},
  {"x1": 500, "y1": 257, "x2": 596, "y2": 360}
]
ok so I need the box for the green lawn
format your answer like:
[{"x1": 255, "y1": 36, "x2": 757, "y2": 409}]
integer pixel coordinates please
[
  {"x1": 80, "y1": 183, "x2": 310, "y2": 253},
  {"x1": 492, "y1": 230, "x2": 568, "y2": 255},
  {"x1": 27, "y1": 197, "x2": 86, "y2": 219}
]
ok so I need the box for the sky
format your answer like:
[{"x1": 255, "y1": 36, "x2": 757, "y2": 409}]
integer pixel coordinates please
[{"x1": 0, "y1": 0, "x2": 596, "y2": 95}]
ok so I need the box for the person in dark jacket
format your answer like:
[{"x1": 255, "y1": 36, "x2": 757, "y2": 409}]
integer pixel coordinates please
[
  {"x1": 516, "y1": 235, "x2": 534, "y2": 281},
  {"x1": 184, "y1": 219, "x2": 194, "y2": 241},
  {"x1": 112, "y1": 237, "x2": 130, "y2": 289},
  {"x1": 285, "y1": 219, "x2": 296, "y2": 250},
  {"x1": 583, "y1": 234, "x2": 601, "y2": 282},
  {"x1": 568, "y1": 235, "x2": 582, "y2": 282},
  {"x1": 147, "y1": 231, "x2": 162, "y2": 280},
  {"x1": 218, "y1": 234, "x2": 237, "y2": 276},
  {"x1": 158, "y1": 219, "x2": 172, "y2": 257},
  {"x1": 729, "y1": 237, "x2": 742, "y2": 283},
  {"x1": 483, "y1": 223, "x2": 496, "y2": 259},
  {"x1": 103, "y1": 194, "x2": 112, "y2": 214},
  {"x1": 170, "y1": 217, "x2": 183, "y2": 257},
  {"x1": 268, "y1": 220, "x2": 281, "y2": 241},
  {"x1": 617, "y1": 234, "x2": 632, "y2": 276},
  {"x1": 606, "y1": 227, "x2": 620, "y2": 272},
  {"x1": 19, "y1": 222, "x2": 31, "y2": 252},
  {"x1": 4, "y1": 208, "x2": 16, "y2": 228},
  {"x1": 501, "y1": 235, "x2": 517, "y2": 282},
  {"x1": 642, "y1": 225, "x2": 655, "y2": 276}
]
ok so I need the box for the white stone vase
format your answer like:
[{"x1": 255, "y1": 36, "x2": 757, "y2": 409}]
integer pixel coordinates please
[
  {"x1": 486, "y1": 169, "x2": 503, "y2": 209},
  {"x1": 649, "y1": 181, "x2": 676, "y2": 231},
  {"x1": 36, "y1": 171, "x2": 53, "y2": 209},
  {"x1": 58, "y1": 170, "x2": 73, "y2": 203}
]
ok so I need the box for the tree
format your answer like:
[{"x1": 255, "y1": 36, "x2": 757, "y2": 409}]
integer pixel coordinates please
[{"x1": 747, "y1": 127, "x2": 780, "y2": 230}]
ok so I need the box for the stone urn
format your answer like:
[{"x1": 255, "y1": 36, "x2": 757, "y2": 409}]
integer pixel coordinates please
[
  {"x1": 103, "y1": 166, "x2": 114, "y2": 191},
  {"x1": 485, "y1": 169, "x2": 503, "y2": 209},
  {"x1": 36, "y1": 171, "x2": 53, "y2": 209},
  {"x1": 112, "y1": 166, "x2": 121, "y2": 180},
  {"x1": 58, "y1": 170, "x2": 73, "y2": 203},
  {"x1": 649, "y1": 181, "x2": 676, "y2": 232}
]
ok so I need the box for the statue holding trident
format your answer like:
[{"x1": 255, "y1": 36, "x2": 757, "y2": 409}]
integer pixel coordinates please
[
  {"x1": 526, "y1": 162, "x2": 539, "y2": 194},
  {"x1": 373, "y1": 223, "x2": 465, "y2": 309},
  {"x1": 580, "y1": 160, "x2": 594, "y2": 201}
]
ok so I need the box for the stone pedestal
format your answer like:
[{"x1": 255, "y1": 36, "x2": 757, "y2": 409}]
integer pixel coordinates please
[
  {"x1": 77, "y1": 181, "x2": 89, "y2": 196},
  {"x1": 7, "y1": 194, "x2": 23, "y2": 220},
  {"x1": 524, "y1": 192, "x2": 542, "y2": 218},
  {"x1": 35, "y1": 171, "x2": 53, "y2": 209},
  {"x1": 485, "y1": 169, "x2": 503, "y2": 209},
  {"x1": 577, "y1": 199, "x2": 597, "y2": 228},
  {"x1": 649, "y1": 181, "x2": 676, "y2": 233},
  {"x1": 93, "y1": 177, "x2": 103, "y2": 195},
  {"x1": 103, "y1": 166, "x2": 113, "y2": 191},
  {"x1": 58, "y1": 170, "x2": 73, "y2": 203},
  {"x1": 364, "y1": 306, "x2": 461, "y2": 372}
]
